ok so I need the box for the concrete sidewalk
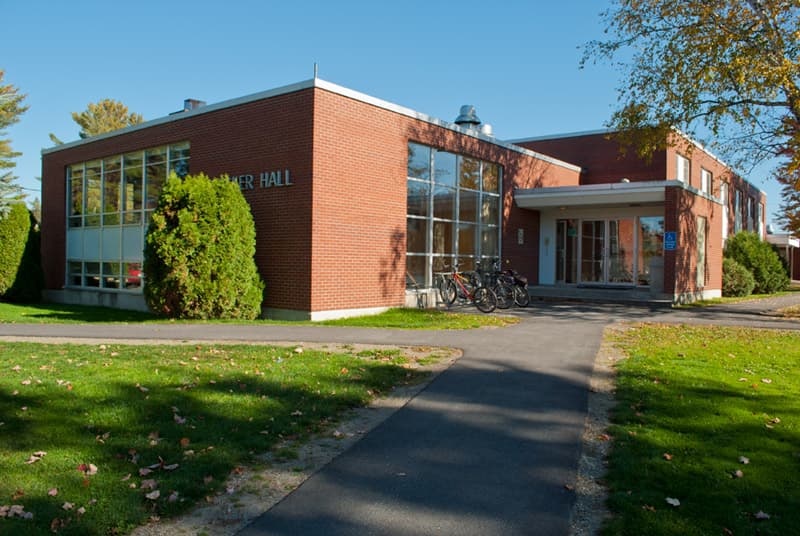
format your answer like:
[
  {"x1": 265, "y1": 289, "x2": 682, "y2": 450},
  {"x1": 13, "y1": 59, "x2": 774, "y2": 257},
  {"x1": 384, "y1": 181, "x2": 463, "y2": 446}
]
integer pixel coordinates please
[{"x1": 2, "y1": 296, "x2": 799, "y2": 535}]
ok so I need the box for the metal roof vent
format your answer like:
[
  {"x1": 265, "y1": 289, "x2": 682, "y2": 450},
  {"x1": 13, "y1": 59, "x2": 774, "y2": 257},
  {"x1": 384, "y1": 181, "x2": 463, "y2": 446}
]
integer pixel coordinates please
[
  {"x1": 454, "y1": 105, "x2": 481, "y2": 127},
  {"x1": 480, "y1": 123, "x2": 494, "y2": 137},
  {"x1": 183, "y1": 98, "x2": 206, "y2": 111}
]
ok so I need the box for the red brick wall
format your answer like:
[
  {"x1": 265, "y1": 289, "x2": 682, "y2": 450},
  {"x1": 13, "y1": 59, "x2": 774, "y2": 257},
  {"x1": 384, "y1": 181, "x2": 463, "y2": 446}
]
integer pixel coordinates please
[
  {"x1": 42, "y1": 84, "x2": 580, "y2": 314},
  {"x1": 41, "y1": 89, "x2": 316, "y2": 311},
  {"x1": 517, "y1": 132, "x2": 668, "y2": 185}
]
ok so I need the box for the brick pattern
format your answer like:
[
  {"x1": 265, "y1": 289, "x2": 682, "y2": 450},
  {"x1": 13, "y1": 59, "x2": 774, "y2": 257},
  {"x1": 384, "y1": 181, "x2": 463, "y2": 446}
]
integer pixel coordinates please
[{"x1": 41, "y1": 86, "x2": 580, "y2": 315}]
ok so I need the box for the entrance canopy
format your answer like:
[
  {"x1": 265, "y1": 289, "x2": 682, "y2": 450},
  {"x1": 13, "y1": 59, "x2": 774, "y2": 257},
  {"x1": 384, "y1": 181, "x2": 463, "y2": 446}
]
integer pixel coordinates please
[{"x1": 514, "y1": 180, "x2": 669, "y2": 210}]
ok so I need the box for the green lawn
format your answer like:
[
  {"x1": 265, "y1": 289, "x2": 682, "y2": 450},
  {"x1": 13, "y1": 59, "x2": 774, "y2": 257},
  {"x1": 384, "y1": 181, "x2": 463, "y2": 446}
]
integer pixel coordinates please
[
  {"x1": 606, "y1": 324, "x2": 800, "y2": 535},
  {"x1": 0, "y1": 341, "x2": 447, "y2": 535},
  {"x1": 0, "y1": 302, "x2": 517, "y2": 329}
]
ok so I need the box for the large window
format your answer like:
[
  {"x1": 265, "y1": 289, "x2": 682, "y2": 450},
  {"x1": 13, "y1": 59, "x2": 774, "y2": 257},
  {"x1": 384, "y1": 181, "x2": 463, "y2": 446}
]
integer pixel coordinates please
[
  {"x1": 406, "y1": 142, "x2": 502, "y2": 288},
  {"x1": 676, "y1": 154, "x2": 690, "y2": 183},
  {"x1": 66, "y1": 141, "x2": 189, "y2": 291}
]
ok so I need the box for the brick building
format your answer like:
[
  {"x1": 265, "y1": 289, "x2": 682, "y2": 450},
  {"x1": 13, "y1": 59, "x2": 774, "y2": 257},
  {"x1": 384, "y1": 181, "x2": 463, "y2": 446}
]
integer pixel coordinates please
[{"x1": 40, "y1": 78, "x2": 766, "y2": 318}]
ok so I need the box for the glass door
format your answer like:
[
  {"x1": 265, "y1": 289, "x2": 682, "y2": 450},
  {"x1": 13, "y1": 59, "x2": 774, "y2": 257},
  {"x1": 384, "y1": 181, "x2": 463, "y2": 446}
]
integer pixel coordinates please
[
  {"x1": 556, "y1": 219, "x2": 578, "y2": 284},
  {"x1": 581, "y1": 220, "x2": 605, "y2": 283},
  {"x1": 579, "y1": 218, "x2": 636, "y2": 285}
]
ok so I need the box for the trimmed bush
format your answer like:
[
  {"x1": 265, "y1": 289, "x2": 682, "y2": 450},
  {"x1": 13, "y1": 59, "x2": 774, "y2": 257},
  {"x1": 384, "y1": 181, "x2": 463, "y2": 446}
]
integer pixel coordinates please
[
  {"x1": 143, "y1": 173, "x2": 264, "y2": 319},
  {"x1": 722, "y1": 257, "x2": 755, "y2": 297},
  {"x1": 724, "y1": 231, "x2": 789, "y2": 294},
  {"x1": 0, "y1": 203, "x2": 43, "y2": 301}
]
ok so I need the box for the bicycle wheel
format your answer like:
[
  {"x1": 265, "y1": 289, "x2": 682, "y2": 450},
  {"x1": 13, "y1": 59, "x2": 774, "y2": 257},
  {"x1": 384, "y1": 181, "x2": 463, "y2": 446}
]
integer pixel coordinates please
[
  {"x1": 494, "y1": 282, "x2": 514, "y2": 309},
  {"x1": 442, "y1": 280, "x2": 458, "y2": 306},
  {"x1": 513, "y1": 285, "x2": 530, "y2": 307},
  {"x1": 437, "y1": 275, "x2": 451, "y2": 303},
  {"x1": 473, "y1": 286, "x2": 497, "y2": 313}
]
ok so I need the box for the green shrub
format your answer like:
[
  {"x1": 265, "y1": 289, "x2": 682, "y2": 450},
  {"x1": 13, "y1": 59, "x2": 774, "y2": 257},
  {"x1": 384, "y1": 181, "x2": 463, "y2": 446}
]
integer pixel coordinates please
[
  {"x1": 724, "y1": 231, "x2": 789, "y2": 294},
  {"x1": 722, "y1": 257, "x2": 755, "y2": 297},
  {"x1": 0, "y1": 203, "x2": 43, "y2": 301},
  {"x1": 143, "y1": 173, "x2": 264, "y2": 319}
]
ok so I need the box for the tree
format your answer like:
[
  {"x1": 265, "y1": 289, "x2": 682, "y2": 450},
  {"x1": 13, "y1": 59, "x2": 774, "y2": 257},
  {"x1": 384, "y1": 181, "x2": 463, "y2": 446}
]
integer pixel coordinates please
[
  {"x1": 0, "y1": 70, "x2": 28, "y2": 217},
  {"x1": 724, "y1": 231, "x2": 789, "y2": 293},
  {"x1": 0, "y1": 202, "x2": 43, "y2": 302},
  {"x1": 143, "y1": 172, "x2": 264, "y2": 319},
  {"x1": 583, "y1": 1, "x2": 800, "y2": 225},
  {"x1": 71, "y1": 99, "x2": 144, "y2": 138}
]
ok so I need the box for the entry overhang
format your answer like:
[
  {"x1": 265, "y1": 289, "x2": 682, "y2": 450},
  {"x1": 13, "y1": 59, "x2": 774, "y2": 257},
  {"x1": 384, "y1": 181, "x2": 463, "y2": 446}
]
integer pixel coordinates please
[{"x1": 514, "y1": 180, "x2": 670, "y2": 210}]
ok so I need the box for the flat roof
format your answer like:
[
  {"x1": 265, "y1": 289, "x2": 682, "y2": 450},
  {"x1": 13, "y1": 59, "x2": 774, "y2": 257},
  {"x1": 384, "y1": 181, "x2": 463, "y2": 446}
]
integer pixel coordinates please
[{"x1": 42, "y1": 78, "x2": 581, "y2": 174}]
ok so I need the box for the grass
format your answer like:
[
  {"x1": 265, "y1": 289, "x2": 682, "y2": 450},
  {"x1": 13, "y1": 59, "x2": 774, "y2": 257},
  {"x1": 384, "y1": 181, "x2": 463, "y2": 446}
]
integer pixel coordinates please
[
  {"x1": 0, "y1": 341, "x2": 442, "y2": 535},
  {"x1": 0, "y1": 302, "x2": 517, "y2": 329},
  {"x1": 606, "y1": 324, "x2": 800, "y2": 535}
]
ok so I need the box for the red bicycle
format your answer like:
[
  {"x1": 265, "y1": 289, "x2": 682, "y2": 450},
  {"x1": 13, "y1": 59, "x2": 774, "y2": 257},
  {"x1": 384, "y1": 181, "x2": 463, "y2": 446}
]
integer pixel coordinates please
[{"x1": 441, "y1": 263, "x2": 497, "y2": 313}]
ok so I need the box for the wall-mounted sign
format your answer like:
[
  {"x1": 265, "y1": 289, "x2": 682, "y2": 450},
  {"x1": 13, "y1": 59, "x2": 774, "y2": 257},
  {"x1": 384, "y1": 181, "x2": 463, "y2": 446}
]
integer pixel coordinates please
[
  {"x1": 230, "y1": 169, "x2": 293, "y2": 190},
  {"x1": 664, "y1": 231, "x2": 677, "y2": 251}
]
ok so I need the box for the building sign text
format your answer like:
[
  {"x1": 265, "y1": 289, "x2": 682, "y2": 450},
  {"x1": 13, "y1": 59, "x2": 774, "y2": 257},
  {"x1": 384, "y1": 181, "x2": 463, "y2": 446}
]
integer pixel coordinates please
[{"x1": 230, "y1": 169, "x2": 293, "y2": 190}]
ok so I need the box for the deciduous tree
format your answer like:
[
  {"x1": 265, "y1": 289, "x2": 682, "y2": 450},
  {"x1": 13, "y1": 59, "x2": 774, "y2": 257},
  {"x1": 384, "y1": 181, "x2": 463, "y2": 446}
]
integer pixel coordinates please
[
  {"x1": 71, "y1": 99, "x2": 144, "y2": 138},
  {"x1": 583, "y1": 1, "x2": 800, "y2": 228},
  {"x1": 0, "y1": 69, "x2": 28, "y2": 217}
]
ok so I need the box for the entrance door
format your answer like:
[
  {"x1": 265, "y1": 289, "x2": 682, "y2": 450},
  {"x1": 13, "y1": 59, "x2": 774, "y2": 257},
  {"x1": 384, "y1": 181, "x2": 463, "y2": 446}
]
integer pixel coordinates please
[
  {"x1": 556, "y1": 219, "x2": 578, "y2": 284},
  {"x1": 579, "y1": 219, "x2": 636, "y2": 285},
  {"x1": 581, "y1": 220, "x2": 605, "y2": 283}
]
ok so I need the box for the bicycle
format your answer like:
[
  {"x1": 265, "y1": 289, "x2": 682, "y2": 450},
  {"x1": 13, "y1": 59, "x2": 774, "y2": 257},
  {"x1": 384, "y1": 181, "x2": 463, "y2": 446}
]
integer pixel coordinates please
[
  {"x1": 477, "y1": 259, "x2": 515, "y2": 309},
  {"x1": 441, "y1": 263, "x2": 497, "y2": 313}
]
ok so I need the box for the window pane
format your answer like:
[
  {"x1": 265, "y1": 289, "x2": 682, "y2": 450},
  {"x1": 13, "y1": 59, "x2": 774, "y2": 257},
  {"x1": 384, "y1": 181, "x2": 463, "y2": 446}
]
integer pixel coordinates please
[
  {"x1": 84, "y1": 161, "x2": 102, "y2": 226},
  {"x1": 406, "y1": 255, "x2": 425, "y2": 289},
  {"x1": 145, "y1": 148, "x2": 168, "y2": 209},
  {"x1": 69, "y1": 165, "x2": 84, "y2": 221},
  {"x1": 406, "y1": 217, "x2": 427, "y2": 253},
  {"x1": 458, "y1": 223, "x2": 476, "y2": 257},
  {"x1": 481, "y1": 227, "x2": 499, "y2": 258},
  {"x1": 459, "y1": 189, "x2": 478, "y2": 222},
  {"x1": 68, "y1": 261, "x2": 82, "y2": 286},
  {"x1": 407, "y1": 179, "x2": 429, "y2": 217},
  {"x1": 482, "y1": 194, "x2": 500, "y2": 225},
  {"x1": 124, "y1": 262, "x2": 142, "y2": 289},
  {"x1": 483, "y1": 163, "x2": 500, "y2": 193},
  {"x1": 103, "y1": 157, "x2": 121, "y2": 225},
  {"x1": 102, "y1": 262, "x2": 121, "y2": 289},
  {"x1": 638, "y1": 216, "x2": 664, "y2": 285},
  {"x1": 459, "y1": 156, "x2": 480, "y2": 190},
  {"x1": 433, "y1": 151, "x2": 456, "y2": 187},
  {"x1": 407, "y1": 143, "x2": 431, "y2": 180},
  {"x1": 432, "y1": 221, "x2": 454, "y2": 255},
  {"x1": 433, "y1": 185, "x2": 456, "y2": 220}
]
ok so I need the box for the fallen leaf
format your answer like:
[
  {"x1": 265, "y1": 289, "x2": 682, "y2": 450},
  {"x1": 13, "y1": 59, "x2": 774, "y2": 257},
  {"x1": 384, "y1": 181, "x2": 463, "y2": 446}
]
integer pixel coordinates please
[
  {"x1": 62, "y1": 502, "x2": 74, "y2": 511},
  {"x1": 663, "y1": 453, "x2": 673, "y2": 461},
  {"x1": 733, "y1": 469, "x2": 744, "y2": 478},
  {"x1": 179, "y1": 437, "x2": 191, "y2": 448},
  {"x1": 163, "y1": 463, "x2": 180, "y2": 471},
  {"x1": 12, "y1": 490, "x2": 24, "y2": 500},
  {"x1": 597, "y1": 433, "x2": 611, "y2": 441},
  {"x1": 754, "y1": 510, "x2": 770, "y2": 520},
  {"x1": 47, "y1": 488, "x2": 58, "y2": 496},
  {"x1": 145, "y1": 490, "x2": 160, "y2": 500},
  {"x1": 139, "y1": 468, "x2": 153, "y2": 476},
  {"x1": 665, "y1": 497, "x2": 681, "y2": 507},
  {"x1": 291, "y1": 410, "x2": 303, "y2": 417},
  {"x1": 21, "y1": 379, "x2": 31, "y2": 386},
  {"x1": 642, "y1": 504, "x2": 656, "y2": 512},
  {"x1": 24, "y1": 451, "x2": 46, "y2": 464},
  {"x1": 136, "y1": 383, "x2": 149, "y2": 393},
  {"x1": 11, "y1": 365, "x2": 22, "y2": 372},
  {"x1": 140, "y1": 479, "x2": 158, "y2": 490},
  {"x1": 168, "y1": 491, "x2": 179, "y2": 503},
  {"x1": 121, "y1": 474, "x2": 131, "y2": 482},
  {"x1": 203, "y1": 476, "x2": 214, "y2": 485},
  {"x1": 739, "y1": 456, "x2": 750, "y2": 465},
  {"x1": 173, "y1": 414, "x2": 186, "y2": 425},
  {"x1": 762, "y1": 378, "x2": 773, "y2": 384}
]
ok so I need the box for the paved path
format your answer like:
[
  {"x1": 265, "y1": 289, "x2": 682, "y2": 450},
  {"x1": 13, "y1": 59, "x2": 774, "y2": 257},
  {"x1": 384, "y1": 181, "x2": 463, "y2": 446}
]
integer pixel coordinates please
[{"x1": 2, "y1": 295, "x2": 799, "y2": 535}]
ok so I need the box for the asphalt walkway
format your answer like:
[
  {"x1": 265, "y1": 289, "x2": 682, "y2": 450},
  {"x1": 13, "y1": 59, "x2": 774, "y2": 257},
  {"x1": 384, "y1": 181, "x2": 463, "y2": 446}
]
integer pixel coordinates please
[{"x1": 2, "y1": 295, "x2": 799, "y2": 535}]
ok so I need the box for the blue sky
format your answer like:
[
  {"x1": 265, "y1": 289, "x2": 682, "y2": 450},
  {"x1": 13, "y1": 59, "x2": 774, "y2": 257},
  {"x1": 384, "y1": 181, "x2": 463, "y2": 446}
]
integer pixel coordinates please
[{"x1": 3, "y1": 0, "x2": 784, "y2": 227}]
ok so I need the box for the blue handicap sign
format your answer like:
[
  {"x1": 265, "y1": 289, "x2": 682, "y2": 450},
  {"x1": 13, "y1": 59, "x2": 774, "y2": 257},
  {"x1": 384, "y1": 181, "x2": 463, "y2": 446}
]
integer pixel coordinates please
[{"x1": 664, "y1": 231, "x2": 677, "y2": 251}]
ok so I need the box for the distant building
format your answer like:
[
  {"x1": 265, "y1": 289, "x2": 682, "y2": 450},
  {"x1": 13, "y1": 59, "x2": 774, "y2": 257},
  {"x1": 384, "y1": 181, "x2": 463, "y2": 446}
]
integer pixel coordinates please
[{"x1": 40, "y1": 78, "x2": 766, "y2": 318}]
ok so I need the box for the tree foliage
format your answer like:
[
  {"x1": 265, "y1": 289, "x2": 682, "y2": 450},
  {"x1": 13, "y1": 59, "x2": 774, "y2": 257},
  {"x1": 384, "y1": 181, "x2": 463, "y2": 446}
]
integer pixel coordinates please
[
  {"x1": 71, "y1": 98, "x2": 144, "y2": 139},
  {"x1": 0, "y1": 69, "x2": 28, "y2": 217},
  {"x1": 583, "y1": 1, "x2": 800, "y2": 226},
  {"x1": 721, "y1": 257, "x2": 756, "y2": 296},
  {"x1": 143, "y1": 172, "x2": 264, "y2": 319},
  {"x1": 724, "y1": 231, "x2": 789, "y2": 293},
  {"x1": 0, "y1": 202, "x2": 43, "y2": 301}
]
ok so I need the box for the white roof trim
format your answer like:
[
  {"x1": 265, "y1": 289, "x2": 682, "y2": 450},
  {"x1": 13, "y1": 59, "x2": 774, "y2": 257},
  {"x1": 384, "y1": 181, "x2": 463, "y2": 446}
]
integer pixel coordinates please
[
  {"x1": 513, "y1": 180, "x2": 685, "y2": 210},
  {"x1": 41, "y1": 78, "x2": 582, "y2": 173},
  {"x1": 507, "y1": 128, "x2": 613, "y2": 144}
]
